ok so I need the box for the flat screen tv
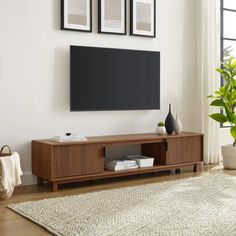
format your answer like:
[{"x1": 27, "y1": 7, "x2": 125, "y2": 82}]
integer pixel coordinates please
[{"x1": 70, "y1": 46, "x2": 160, "y2": 111}]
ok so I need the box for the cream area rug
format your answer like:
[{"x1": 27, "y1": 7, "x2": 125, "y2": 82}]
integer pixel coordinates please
[{"x1": 8, "y1": 173, "x2": 236, "y2": 236}]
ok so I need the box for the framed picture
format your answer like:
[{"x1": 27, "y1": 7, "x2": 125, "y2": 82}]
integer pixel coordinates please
[
  {"x1": 130, "y1": 0, "x2": 156, "y2": 37},
  {"x1": 98, "y1": 0, "x2": 126, "y2": 35},
  {"x1": 61, "y1": 0, "x2": 92, "y2": 32}
]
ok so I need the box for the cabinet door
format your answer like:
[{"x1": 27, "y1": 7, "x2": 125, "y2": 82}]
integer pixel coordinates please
[
  {"x1": 166, "y1": 139, "x2": 180, "y2": 164},
  {"x1": 166, "y1": 136, "x2": 203, "y2": 164},
  {"x1": 179, "y1": 136, "x2": 203, "y2": 163},
  {"x1": 53, "y1": 144, "x2": 104, "y2": 178}
]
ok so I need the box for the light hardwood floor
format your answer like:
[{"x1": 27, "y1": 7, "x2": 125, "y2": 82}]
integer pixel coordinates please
[{"x1": 0, "y1": 164, "x2": 235, "y2": 236}]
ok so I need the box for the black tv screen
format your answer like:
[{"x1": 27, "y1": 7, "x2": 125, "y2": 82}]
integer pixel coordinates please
[{"x1": 70, "y1": 46, "x2": 160, "y2": 111}]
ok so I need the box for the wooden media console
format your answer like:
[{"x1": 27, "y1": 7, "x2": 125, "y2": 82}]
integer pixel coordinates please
[{"x1": 32, "y1": 132, "x2": 203, "y2": 191}]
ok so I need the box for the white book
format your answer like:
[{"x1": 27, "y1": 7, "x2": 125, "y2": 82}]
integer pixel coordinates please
[
  {"x1": 51, "y1": 138, "x2": 87, "y2": 143},
  {"x1": 106, "y1": 163, "x2": 138, "y2": 169},
  {"x1": 127, "y1": 155, "x2": 154, "y2": 168},
  {"x1": 51, "y1": 134, "x2": 87, "y2": 143},
  {"x1": 106, "y1": 159, "x2": 137, "y2": 165},
  {"x1": 105, "y1": 164, "x2": 139, "y2": 171}
]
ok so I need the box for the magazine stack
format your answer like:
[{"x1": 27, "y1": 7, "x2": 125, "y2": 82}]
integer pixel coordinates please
[{"x1": 105, "y1": 159, "x2": 138, "y2": 171}]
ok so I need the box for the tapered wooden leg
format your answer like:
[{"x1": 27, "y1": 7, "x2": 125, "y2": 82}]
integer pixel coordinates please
[
  {"x1": 194, "y1": 164, "x2": 203, "y2": 172},
  {"x1": 176, "y1": 168, "x2": 182, "y2": 174},
  {"x1": 52, "y1": 182, "x2": 58, "y2": 192},
  {"x1": 37, "y1": 177, "x2": 44, "y2": 186}
]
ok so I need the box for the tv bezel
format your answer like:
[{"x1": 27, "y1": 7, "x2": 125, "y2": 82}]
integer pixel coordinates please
[{"x1": 70, "y1": 45, "x2": 160, "y2": 112}]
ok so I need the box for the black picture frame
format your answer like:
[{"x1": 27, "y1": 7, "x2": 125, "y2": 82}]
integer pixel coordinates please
[
  {"x1": 130, "y1": 0, "x2": 156, "y2": 38},
  {"x1": 61, "y1": 0, "x2": 92, "y2": 32},
  {"x1": 98, "y1": 0, "x2": 127, "y2": 35}
]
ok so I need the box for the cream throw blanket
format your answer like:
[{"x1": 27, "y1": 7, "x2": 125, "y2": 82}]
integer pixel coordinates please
[{"x1": 0, "y1": 152, "x2": 23, "y2": 199}]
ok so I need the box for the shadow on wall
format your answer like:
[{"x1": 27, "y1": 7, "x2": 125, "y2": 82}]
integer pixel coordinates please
[
  {"x1": 51, "y1": 0, "x2": 70, "y2": 112},
  {"x1": 52, "y1": 47, "x2": 70, "y2": 112},
  {"x1": 53, "y1": 0, "x2": 61, "y2": 30},
  {"x1": 15, "y1": 141, "x2": 31, "y2": 172},
  {"x1": 180, "y1": 0, "x2": 195, "y2": 132}
]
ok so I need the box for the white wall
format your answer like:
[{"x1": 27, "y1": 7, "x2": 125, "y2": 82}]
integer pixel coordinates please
[{"x1": 0, "y1": 0, "x2": 196, "y2": 184}]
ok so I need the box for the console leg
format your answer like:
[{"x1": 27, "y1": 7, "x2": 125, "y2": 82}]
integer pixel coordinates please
[
  {"x1": 52, "y1": 182, "x2": 58, "y2": 192},
  {"x1": 37, "y1": 177, "x2": 44, "y2": 186},
  {"x1": 176, "y1": 168, "x2": 182, "y2": 174},
  {"x1": 194, "y1": 164, "x2": 203, "y2": 172}
]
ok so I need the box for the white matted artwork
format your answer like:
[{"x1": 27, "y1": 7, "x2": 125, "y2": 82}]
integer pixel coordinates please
[
  {"x1": 61, "y1": 0, "x2": 92, "y2": 32},
  {"x1": 98, "y1": 0, "x2": 126, "y2": 35},
  {"x1": 130, "y1": 0, "x2": 156, "y2": 37}
]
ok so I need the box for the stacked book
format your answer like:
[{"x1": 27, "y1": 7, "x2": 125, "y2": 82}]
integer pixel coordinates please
[
  {"x1": 127, "y1": 155, "x2": 154, "y2": 168},
  {"x1": 51, "y1": 134, "x2": 87, "y2": 143},
  {"x1": 105, "y1": 159, "x2": 138, "y2": 171}
]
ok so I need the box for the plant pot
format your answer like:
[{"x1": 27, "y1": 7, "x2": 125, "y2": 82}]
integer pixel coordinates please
[
  {"x1": 222, "y1": 145, "x2": 236, "y2": 169},
  {"x1": 156, "y1": 126, "x2": 166, "y2": 135}
]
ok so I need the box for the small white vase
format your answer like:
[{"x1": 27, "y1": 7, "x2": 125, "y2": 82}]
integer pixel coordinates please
[
  {"x1": 175, "y1": 112, "x2": 182, "y2": 134},
  {"x1": 156, "y1": 126, "x2": 166, "y2": 135}
]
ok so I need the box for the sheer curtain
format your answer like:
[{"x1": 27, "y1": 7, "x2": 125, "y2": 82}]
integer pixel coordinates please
[{"x1": 195, "y1": 0, "x2": 221, "y2": 164}]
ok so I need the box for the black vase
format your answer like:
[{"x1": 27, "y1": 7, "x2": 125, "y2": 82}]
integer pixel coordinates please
[{"x1": 165, "y1": 104, "x2": 175, "y2": 134}]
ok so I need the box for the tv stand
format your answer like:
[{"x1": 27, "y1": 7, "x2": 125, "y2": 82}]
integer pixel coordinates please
[{"x1": 32, "y1": 132, "x2": 203, "y2": 191}]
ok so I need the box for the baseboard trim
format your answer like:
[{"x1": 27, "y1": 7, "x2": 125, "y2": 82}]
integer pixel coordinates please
[{"x1": 21, "y1": 171, "x2": 37, "y2": 186}]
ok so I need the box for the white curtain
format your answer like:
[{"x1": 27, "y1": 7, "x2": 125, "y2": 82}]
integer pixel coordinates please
[{"x1": 195, "y1": 0, "x2": 221, "y2": 164}]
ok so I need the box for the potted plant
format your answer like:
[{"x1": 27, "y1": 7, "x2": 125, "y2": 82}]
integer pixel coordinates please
[
  {"x1": 208, "y1": 56, "x2": 236, "y2": 169},
  {"x1": 156, "y1": 122, "x2": 166, "y2": 135}
]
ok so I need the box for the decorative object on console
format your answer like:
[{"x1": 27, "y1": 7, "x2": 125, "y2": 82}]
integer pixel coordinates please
[
  {"x1": 98, "y1": 0, "x2": 126, "y2": 35},
  {"x1": 175, "y1": 112, "x2": 182, "y2": 134},
  {"x1": 165, "y1": 104, "x2": 175, "y2": 135},
  {"x1": 61, "y1": 0, "x2": 92, "y2": 32},
  {"x1": 208, "y1": 56, "x2": 236, "y2": 169},
  {"x1": 130, "y1": 0, "x2": 156, "y2": 37},
  {"x1": 156, "y1": 122, "x2": 166, "y2": 135}
]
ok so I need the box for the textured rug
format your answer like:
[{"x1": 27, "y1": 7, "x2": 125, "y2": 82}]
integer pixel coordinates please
[{"x1": 8, "y1": 173, "x2": 236, "y2": 236}]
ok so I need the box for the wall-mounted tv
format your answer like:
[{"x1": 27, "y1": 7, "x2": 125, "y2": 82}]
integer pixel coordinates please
[{"x1": 70, "y1": 46, "x2": 160, "y2": 111}]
